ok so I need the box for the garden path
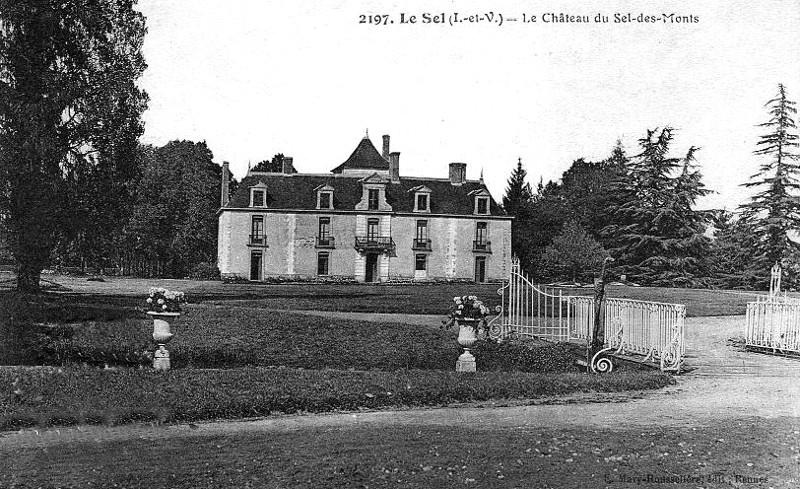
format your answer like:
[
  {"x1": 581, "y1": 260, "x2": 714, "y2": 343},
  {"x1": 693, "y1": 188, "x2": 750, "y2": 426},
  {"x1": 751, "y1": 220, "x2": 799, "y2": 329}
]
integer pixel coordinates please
[{"x1": 3, "y1": 315, "x2": 800, "y2": 450}]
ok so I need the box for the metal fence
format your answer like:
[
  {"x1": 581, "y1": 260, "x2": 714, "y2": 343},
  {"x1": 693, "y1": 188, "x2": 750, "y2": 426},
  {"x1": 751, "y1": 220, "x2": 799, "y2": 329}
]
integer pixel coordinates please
[
  {"x1": 745, "y1": 297, "x2": 800, "y2": 354},
  {"x1": 488, "y1": 258, "x2": 686, "y2": 372}
]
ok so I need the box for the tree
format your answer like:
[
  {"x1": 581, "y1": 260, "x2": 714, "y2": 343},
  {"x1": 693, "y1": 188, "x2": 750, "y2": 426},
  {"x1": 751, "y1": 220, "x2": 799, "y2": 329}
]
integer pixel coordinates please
[
  {"x1": 252, "y1": 154, "x2": 290, "y2": 173},
  {"x1": 558, "y1": 142, "x2": 633, "y2": 245},
  {"x1": 604, "y1": 127, "x2": 711, "y2": 286},
  {"x1": 0, "y1": 0, "x2": 147, "y2": 291},
  {"x1": 122, "y1": 141, "x2": 222, "y2": 277},
  {"x1": 526, "y1": 179, "x2": 570, "y2": 279},
  {"x1": 501, "y1": 158, "x2": 535, "y2": 268},
  {"x1": 540, "y1": 220, "x2": 609, "y2": 283},
  {"x1": 707, "y1": 210, "x2": 761, "y2": 289},
  {"x1": 740, "y1": 84, "x2": 800, "y2": 286}
]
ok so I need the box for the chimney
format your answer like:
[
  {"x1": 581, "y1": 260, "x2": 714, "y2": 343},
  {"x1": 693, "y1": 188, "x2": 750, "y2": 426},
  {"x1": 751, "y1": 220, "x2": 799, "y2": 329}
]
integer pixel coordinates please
[
  {"x1": 389, "y1": 152, "x2": 400, "y2": 183},
  {"x1": 382, "y1": 134, "x2": 390, "y2": 160},
  {"x1": 282, "y1": 156, "x2": 295, "y2": 174},
  {"x1": 449, "y1": 162, "x2": 467, "y2": 185},
  {"x1": 221, "y1": 161, "x2": 230, "y2": 206}
]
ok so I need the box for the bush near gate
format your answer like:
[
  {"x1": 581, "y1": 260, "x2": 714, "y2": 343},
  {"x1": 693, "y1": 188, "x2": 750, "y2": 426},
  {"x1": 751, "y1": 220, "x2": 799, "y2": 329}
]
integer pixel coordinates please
[{"x1": 473, "y1": 338, "x2": 578, "y2": 373}]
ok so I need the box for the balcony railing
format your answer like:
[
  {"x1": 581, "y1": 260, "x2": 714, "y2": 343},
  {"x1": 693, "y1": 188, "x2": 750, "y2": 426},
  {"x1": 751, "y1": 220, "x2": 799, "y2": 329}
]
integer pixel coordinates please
[
  {"x1": 473, "y1": 240, "x2": 492, "y2": 253},
  {"x1": 316, "y1": 236, "x2": 336, "y2": 248},
  {"x1": 249, "y1": 234, "x2": 267, "y2": 247},
  {"x1": 412, "y1": 238, "x2": 432, "y2": 251},
  {"x1": 354, "y1": 236, "x2": 395, "y2": 252}
]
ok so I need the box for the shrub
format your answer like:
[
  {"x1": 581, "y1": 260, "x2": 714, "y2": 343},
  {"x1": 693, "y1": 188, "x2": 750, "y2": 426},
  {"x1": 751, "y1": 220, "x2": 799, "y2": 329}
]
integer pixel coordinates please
[
  {"x1": 0, "y1": 367, "x2": 675, "y2": 429},
  {"x1": 473, "y1": 337, "x2": 578, "y2": 373},
  {"x1": 188, "y1": 262, "x2": 221, "y2": 281}
]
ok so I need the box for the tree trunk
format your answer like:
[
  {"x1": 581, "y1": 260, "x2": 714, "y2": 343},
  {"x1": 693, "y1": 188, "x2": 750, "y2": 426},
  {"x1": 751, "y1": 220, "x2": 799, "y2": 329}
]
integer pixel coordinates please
[
  {"x1": 17, "y1": 262, "x2": 42, "y2": 294},
  {"x1": 591, "y1": 257, "x2": 614, "y2": 351}
]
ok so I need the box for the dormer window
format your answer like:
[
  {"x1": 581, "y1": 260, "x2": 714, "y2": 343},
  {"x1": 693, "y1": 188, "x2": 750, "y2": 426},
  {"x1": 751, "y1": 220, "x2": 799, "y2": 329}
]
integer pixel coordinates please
[
  {"x1": 410, "y1": 185, "x2": 432, "y2": 213},
  {"x1": 469, "y1": 188, "x2": 491, "y2": 215},
  {"x1": 476, "y1": 197, "x2": 489, "y2": 215},
  {"x1": 319, "y1": 192, "x2": 332, "y2": 209},
  {"x1": 314, "y1": 184, "x2": 335, "y2": 210},
  {"x1": 368, "y1": 189, "x2": 379, "y2": 210},
  {"x1": 250, "y1": 182, "x2": 268, "y2": 207},
  {"x1": 416, "y1": 194, "x2": 428, "y2": 212}
]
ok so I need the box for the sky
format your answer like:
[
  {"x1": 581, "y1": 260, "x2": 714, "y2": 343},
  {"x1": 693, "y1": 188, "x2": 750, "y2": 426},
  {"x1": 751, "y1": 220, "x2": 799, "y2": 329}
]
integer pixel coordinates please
[{"x1": 136, "y1": 0, "x2": 800, "y2": 211}]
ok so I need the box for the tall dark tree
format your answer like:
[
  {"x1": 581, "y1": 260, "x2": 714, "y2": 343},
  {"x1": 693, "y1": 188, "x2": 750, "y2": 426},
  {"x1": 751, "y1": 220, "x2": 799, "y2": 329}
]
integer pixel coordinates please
[
  {"x1": 740, "y1": 84, "x2": 800, "y2": 285},
  {"x1": 501, "y1": 158, "x2": 535, "y2": 267},
  {"x1": 0, "y1": 0, "x2": 147, "y2": 291},
  {"x1": 559, "y1": 142, "x2": 632, "y2": 244},
  {"x1": 122, "y1": 141, "x2": 221, "y2": 277},
  {"x1": 604, "y1": 127, "x2": 711, "y2": 286},
  {"x1": 527, "y1": 179, "x2": 570, "y2": 279}
]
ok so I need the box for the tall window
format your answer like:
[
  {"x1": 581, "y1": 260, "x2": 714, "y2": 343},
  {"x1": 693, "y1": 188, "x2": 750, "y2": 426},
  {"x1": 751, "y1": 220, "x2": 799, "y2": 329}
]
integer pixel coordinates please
[
  {"x1": 475, "y1": 222, "x2": 488, "y2": 244},
  {"x1": 474, "y1": 256, "x2": 486, "y2": 282},
  {"x1": 250, "y1": 215, "x2": 265, "y2": 245},
  {"x1": 317, "y1": 252, "x2": 330, "y2": 276},
  {"x1": 415, "y1": 254, "x2": 427, "y2": 271},
  {"x1": 416, "y1": 193, "x2": 428, "y2": 212},
  {"x1": 318, "y1": 191, "x2": 332, "y2": 209},
  {"x1": 318, "y1": 217, "x2": 331, "y2": 239},
  {"x1": 368, "y1": 189, "x2": 379, "y2": 210},
  {"x1": 367, "y1": 218, "x2": 380, "y2": 239},
  {"x1": 476, "y1": 197, "x2": 489, "y2": 215},
  {"x1": 416, "y1": 220, "x2": 428, "y2": 240}
]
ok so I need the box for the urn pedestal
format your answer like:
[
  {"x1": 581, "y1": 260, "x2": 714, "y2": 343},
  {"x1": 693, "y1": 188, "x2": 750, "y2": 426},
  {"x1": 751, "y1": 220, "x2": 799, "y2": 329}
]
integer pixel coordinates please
[
  {"x1": 455, "y1": 318, "x2": 479, "y2": 372},
  {"x1": 147, "y1": 312, "x2": 180, "y2": 370}
]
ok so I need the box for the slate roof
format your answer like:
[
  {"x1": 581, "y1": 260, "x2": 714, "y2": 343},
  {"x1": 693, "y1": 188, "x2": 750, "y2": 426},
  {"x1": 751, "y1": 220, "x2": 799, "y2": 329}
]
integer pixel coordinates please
[
  {"x1": 330, "y1": 137, "x2": 389, "y2": 173},
  {"x1": 223, "y1": 173, "x2": 506, "y2": 217}
]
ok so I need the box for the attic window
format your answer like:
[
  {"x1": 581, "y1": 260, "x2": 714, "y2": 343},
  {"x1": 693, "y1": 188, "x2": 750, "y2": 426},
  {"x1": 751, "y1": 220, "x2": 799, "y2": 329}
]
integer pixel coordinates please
[
  {"x1": 251, "y1": 188, "x2": 267, "y2": 207},
  {"x1": 415, "y1": 194, "x2": 429, "y2": 212},
  {"x1": 475, "y1": 197, "x2": 489, "y2": 215},
  {"x1": 318, "y1": 191, "x2": 333, "y2": 210}
]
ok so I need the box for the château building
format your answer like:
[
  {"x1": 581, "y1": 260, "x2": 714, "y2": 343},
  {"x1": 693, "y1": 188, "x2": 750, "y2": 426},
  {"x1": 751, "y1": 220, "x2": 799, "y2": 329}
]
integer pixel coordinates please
[{"x1": 216, "y1": 134, "x2": 512, "y2": 282}]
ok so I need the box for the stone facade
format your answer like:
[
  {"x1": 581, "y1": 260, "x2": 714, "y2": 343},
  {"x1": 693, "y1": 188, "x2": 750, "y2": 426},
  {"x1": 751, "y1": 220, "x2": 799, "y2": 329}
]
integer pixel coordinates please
[{"x1": 217, "y1": 135, "x2": 512, "y2": 283}]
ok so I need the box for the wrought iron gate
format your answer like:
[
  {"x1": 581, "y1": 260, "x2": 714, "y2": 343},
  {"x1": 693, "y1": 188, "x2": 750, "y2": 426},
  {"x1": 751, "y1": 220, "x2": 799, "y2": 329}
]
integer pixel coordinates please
[
  {"x1": 487, "y1": 258, "x2": 686, "y2": 373},
  {"x1": 745, "y1": 265, "x2": 800, "y2": 355}
]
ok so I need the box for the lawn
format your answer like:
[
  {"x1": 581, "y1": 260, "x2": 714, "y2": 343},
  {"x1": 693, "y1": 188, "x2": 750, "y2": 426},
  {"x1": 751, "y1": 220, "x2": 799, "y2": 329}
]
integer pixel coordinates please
[
  {"x1": 1, "y1": 271, "x2": 774, "y2": 316},
  {"x1": 2, "y1": 417, "x2": 796, "y2": 488}
]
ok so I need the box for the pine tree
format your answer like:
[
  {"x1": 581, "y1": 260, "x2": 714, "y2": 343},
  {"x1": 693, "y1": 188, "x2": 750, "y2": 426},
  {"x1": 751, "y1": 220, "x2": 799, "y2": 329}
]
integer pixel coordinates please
[
  {"x1": 607, "y1": 127, "x2": 711, "y2": 286},
  {"x1": 502, "y1": 158, "x2": 535, "y2": 268},
  {"x1": 740, "y1": 84, "x2": 800, "y2": 286}
]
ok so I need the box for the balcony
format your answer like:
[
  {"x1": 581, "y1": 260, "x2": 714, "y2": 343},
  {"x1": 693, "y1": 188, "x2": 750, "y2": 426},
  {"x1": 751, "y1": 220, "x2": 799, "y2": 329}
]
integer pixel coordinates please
[
  {"x1": 248, "y1": 234, "x2": 268, "y2": 247},
  {"x1": 316, "y1": 236, "x2": 336, "y2": 249},
  {"x1": 412, "y1": 238, "x2": 432, "y2": 251},
  {"x1": 354, "y1": 236, "x2": 395, "y2": 253},
  {"x1": 473, "y1": 240, "x2": 492, "y2": 253}
]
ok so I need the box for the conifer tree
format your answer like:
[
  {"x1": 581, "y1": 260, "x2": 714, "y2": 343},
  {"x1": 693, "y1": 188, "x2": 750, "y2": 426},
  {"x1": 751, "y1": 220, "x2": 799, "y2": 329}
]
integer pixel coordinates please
[
  {"x1": 606, "y1": 127, "x2": 711, "y2": 286},
  {"x1": 502, "y1": 158, "x2": 535, "y2": 268},
  {"x1": 740, "y1": 84, "x2": 800, "y2": 285}
]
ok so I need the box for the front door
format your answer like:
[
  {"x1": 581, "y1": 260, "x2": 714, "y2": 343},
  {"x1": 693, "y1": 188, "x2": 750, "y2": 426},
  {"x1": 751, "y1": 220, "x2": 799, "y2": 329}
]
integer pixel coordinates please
[
  {"x1": 474, "y1": 256, "x2": 486, "y2": 283},
  {"x1": 365, "y1": 253, "x2": 379, "y2": 283},
  {"x1": 250, "y1": 251, "x2": 263, "y2": 281}
]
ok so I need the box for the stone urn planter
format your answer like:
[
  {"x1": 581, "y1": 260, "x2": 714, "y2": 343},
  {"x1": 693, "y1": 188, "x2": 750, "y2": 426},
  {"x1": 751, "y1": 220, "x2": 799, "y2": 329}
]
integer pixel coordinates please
[
  {"x1": 455, "y1": 318, "x2": 479, "y2": 372},
  {"x1": 147, "y1": 311, "x2": 180, "y2": 370}
]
